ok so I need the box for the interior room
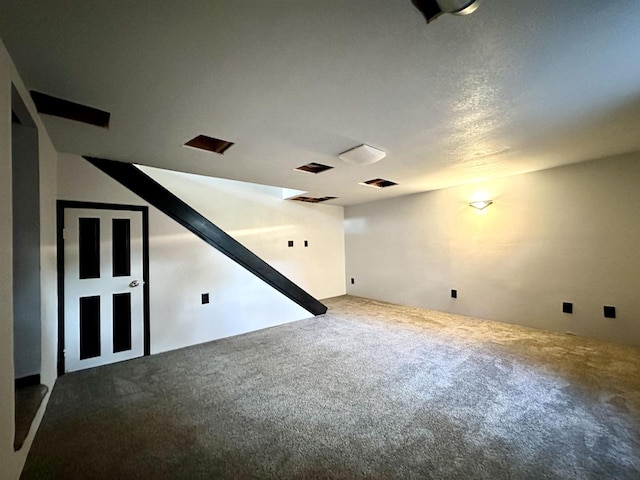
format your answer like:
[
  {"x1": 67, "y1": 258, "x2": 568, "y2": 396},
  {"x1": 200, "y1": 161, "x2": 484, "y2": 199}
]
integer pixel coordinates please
[{"x1": 1, "y1": 1, "x2": 639, "y2": 478}]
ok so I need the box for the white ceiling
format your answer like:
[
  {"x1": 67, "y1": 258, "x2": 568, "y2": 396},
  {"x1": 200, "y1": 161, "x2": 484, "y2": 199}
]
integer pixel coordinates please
[{"x1": 2, "y1": 0, "x2": 640, "y2": 205}]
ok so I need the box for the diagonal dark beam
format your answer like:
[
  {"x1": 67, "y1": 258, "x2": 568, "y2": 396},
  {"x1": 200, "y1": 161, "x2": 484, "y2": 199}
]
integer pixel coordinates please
[{"x1": 83, "y1": 156, "x2": 327, "y2": 316}]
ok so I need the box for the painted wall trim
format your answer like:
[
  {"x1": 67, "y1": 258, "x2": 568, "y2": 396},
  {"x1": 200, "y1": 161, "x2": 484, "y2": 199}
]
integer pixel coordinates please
[{"x1": 83, "y1": 156, "x2": 327, "y2": 316}]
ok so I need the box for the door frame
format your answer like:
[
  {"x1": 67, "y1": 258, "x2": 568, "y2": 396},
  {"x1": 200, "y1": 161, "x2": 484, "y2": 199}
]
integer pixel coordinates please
[{"x1": 56, "y1": 200, "x2": 150, "y2": 375}]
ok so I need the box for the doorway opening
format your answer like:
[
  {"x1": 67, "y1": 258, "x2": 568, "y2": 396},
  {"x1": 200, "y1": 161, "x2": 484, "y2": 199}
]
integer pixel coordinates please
[{"x1": 11, "y1": 84, "x2": 47, "y2": 451}]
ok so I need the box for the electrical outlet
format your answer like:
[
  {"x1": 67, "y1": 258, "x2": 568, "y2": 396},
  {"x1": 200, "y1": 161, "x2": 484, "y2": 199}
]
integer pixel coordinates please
[
  {"x1": 562, "y1": 302, "x2": 573, "y2": 314},
  {"x1": 304, "y1": 240, "x2": 309, "y2": 247},
  {"x1": 604, "y1": 306, "x2": 616, "y2": 318},
  {"x1": 451, "y1": 289, "x2": 457, "y2": 299},
  {"x1": 351, "y1": 278, "x2": 355, "y2": 285},
  {"x1": 201, "y1": 293, "x2": 209, "y2": 304},
  {"x1": 288, "y1": 240, "x2": 294, "y2": 247}
]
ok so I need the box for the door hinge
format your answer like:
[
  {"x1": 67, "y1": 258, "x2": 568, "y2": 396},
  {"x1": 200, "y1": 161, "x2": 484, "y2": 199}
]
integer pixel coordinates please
[{"x1": 62, "y1": 228, "x2": 66, "y2": 240}]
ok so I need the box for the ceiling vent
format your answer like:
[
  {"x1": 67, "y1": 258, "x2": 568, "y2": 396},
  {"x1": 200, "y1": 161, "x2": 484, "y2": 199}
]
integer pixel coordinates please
[
  {"x1": 290, "y1": 196, "x2": 337, "y2": 203},
  {"x1": 30, "y1": 90, "x2": 110, "y2": 128},
  {"x1": 294, "y1": 162, "x2": 334, "y2": 174},
  {"x1": 360, "y1": 178, "x2": 398, "y2": 188},
  {"x1": 184, "y1": 135, "x2": 234, "y2": 155},
  {"x1": 339, "y1": 144, "x2": 386, "y2": 165}
]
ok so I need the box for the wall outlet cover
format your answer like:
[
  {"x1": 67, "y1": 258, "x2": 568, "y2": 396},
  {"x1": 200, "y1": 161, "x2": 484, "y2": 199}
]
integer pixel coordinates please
[
  {"x1": 562, "y1": 302, "x2": 573, "y2": 314},
  {"x1": 201, "y1": 293, "x2": 209, "y2": 304},
  {"x1": 604, "y1": 306, "x2": 616, "y2": 318}
]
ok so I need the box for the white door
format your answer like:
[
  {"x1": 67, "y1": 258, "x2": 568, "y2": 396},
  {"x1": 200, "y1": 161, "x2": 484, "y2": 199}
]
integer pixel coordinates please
[{"x1": 64, "y1": 208, "x2": 145, "y2": 372}]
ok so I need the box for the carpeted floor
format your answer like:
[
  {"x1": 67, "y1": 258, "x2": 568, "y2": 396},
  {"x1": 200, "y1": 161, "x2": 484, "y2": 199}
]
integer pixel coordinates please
[
  {"x1": 22, "y1": 295, "x2": 640, "y2": 479},
  {"x1": 14, "y1": 384, "x2": 48, "y2": 451}
]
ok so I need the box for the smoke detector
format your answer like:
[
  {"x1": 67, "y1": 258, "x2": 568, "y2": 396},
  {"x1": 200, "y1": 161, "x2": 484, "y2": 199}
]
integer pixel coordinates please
[{"x1": 339, "y1": 144, "x2": 386, "y2": 165}]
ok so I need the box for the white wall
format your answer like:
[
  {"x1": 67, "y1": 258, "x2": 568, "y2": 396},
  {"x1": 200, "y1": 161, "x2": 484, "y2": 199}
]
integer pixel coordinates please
[
  {"x1": 140, "y1": 166, "x2": 346, "y2": 302},
  {"x1": 345, "y1": 153, "x2": 640, "y2": 347},
  {"x1": 11, "y1": 115, "x2": 41, "y2": 379},
  {"x1": 0, "y1": 39, "x2": 58, "y2": 480},
  {"x1": 58, "y1": 155, "x2": 345, "y2": 355}
]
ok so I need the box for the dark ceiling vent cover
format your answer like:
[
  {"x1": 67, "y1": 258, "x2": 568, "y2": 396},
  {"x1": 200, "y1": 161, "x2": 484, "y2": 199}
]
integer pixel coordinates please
[
  {"x1": 294, "y1": 162, "x2": 334, "y2": 174},
  {"x1": 184, "y1": 135, "x2": 234, "y2": 155},
  {"x1": 290, "y1": 196, "x2": 337, "y2": 203},
  {"x1": 30, "y1": 91, "x2": 110, "y2": 128},
  {"x1": 361, "y1": 178, "x2": 398, "y2": 188}
]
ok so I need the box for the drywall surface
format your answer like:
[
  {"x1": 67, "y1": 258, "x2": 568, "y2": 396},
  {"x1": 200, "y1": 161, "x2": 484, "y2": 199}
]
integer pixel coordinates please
[
  {"x1": 345, "y1": 153, "x2": 640, "y2": 347},
  {"x1": 139, "y1": 166, "x2": 346, "y2": 301},
  {"x1": 57, "y1": 154, "x2": 345, "y2": 355},
  {"x1": 0, "y1": 38, "x2": 58, "y2": 480},
  {"x1": 12, "y1": 114, "x2": 41, "y2": 380}
]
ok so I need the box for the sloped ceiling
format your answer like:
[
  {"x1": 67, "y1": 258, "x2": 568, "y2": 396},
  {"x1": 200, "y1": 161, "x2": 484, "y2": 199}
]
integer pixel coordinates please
[{"x1": 1, "y1": 0, "x2": 640, "y2": 205}]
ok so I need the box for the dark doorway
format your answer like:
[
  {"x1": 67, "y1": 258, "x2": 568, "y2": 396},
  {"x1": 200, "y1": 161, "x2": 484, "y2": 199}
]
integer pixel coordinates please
[{"x1": 12, "y1": 84, "x2": 46, "y2": 451}]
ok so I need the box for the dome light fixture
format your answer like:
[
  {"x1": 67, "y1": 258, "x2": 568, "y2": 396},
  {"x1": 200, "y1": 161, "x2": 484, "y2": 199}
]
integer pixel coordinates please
[{"x1": 339, "y1": 144, "x2": 386, "y2": 166}]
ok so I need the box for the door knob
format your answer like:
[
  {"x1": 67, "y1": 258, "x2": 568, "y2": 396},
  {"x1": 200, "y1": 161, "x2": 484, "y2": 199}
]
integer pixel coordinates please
[{"x1": 129, "y1": 280, "x2": 140, "y2": 288}]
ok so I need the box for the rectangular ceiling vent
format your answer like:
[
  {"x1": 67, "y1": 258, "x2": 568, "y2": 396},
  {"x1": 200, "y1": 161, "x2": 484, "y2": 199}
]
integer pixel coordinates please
[
  {"x1": 360, "y1": 178, "x2": 398, "y2": 188},
  {"x1": 184, "y1": 134, "x2": 234, "y2": 155},
  {"x1": 30, "y1": 90, "x2": 110, "y2": 128},
  {"x1": 294, "y1": 162, "x2": 334, "y2": 174},
  {"x1": 290, "y1": 196, "x2": 337, "y2": 203}
]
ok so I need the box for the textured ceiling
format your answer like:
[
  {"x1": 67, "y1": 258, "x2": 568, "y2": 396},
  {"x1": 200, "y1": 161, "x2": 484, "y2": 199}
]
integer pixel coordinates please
[{"x1": 2, "y1": 0, "x2": 640, "y2": 205}]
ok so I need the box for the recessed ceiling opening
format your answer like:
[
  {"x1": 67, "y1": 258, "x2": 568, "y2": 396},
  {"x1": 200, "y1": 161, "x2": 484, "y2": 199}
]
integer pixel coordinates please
[
  {"x1": 294, "y1": 162, "x2": 334, "y2": 174},
  {"x1": 30, "y1": 90, "x2": 110, "y2": 128},
  {"x1": 290, "y1": 196, "x2": 337, "y2": 203},
  {"x1": 360, "y1": 178, "x2": 398, "y2": 188},
  {"x1": 184, "y1": 135, "x2": 234, "y2": 155}
]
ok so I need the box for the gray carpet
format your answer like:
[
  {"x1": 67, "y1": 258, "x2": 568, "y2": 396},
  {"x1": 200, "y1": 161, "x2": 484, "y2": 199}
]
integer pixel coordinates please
[{"x1": 22, "y1": 295, "x2": 640, "y2": 479}]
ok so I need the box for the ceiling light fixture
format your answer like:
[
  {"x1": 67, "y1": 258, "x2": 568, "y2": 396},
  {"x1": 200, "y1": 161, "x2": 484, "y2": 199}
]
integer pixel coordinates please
[
  {"x1": 412, "y1": 0, "x2": 481, "y2": 24},
  {"x1": 469, "y1": 199, "x2": 493, "y2": 210},
  {"x1": 339, "y1": 144, "x2": 386, "y2": 166},
  {"x1": 439, "y1": 0, "x2": 481, "y2": 15}
]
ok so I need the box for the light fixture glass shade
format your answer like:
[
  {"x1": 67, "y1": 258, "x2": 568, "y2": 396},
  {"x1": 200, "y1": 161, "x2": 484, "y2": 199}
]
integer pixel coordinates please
[
  {"x1": 339, "y1": 144, "x2": 386, "y2": 165},
  {"x1": 436, "y1": 0, "x2": 481, "y2": 15},
  {"x1": 469, "y1": 199, "x2": 493, "y2": 210}
]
